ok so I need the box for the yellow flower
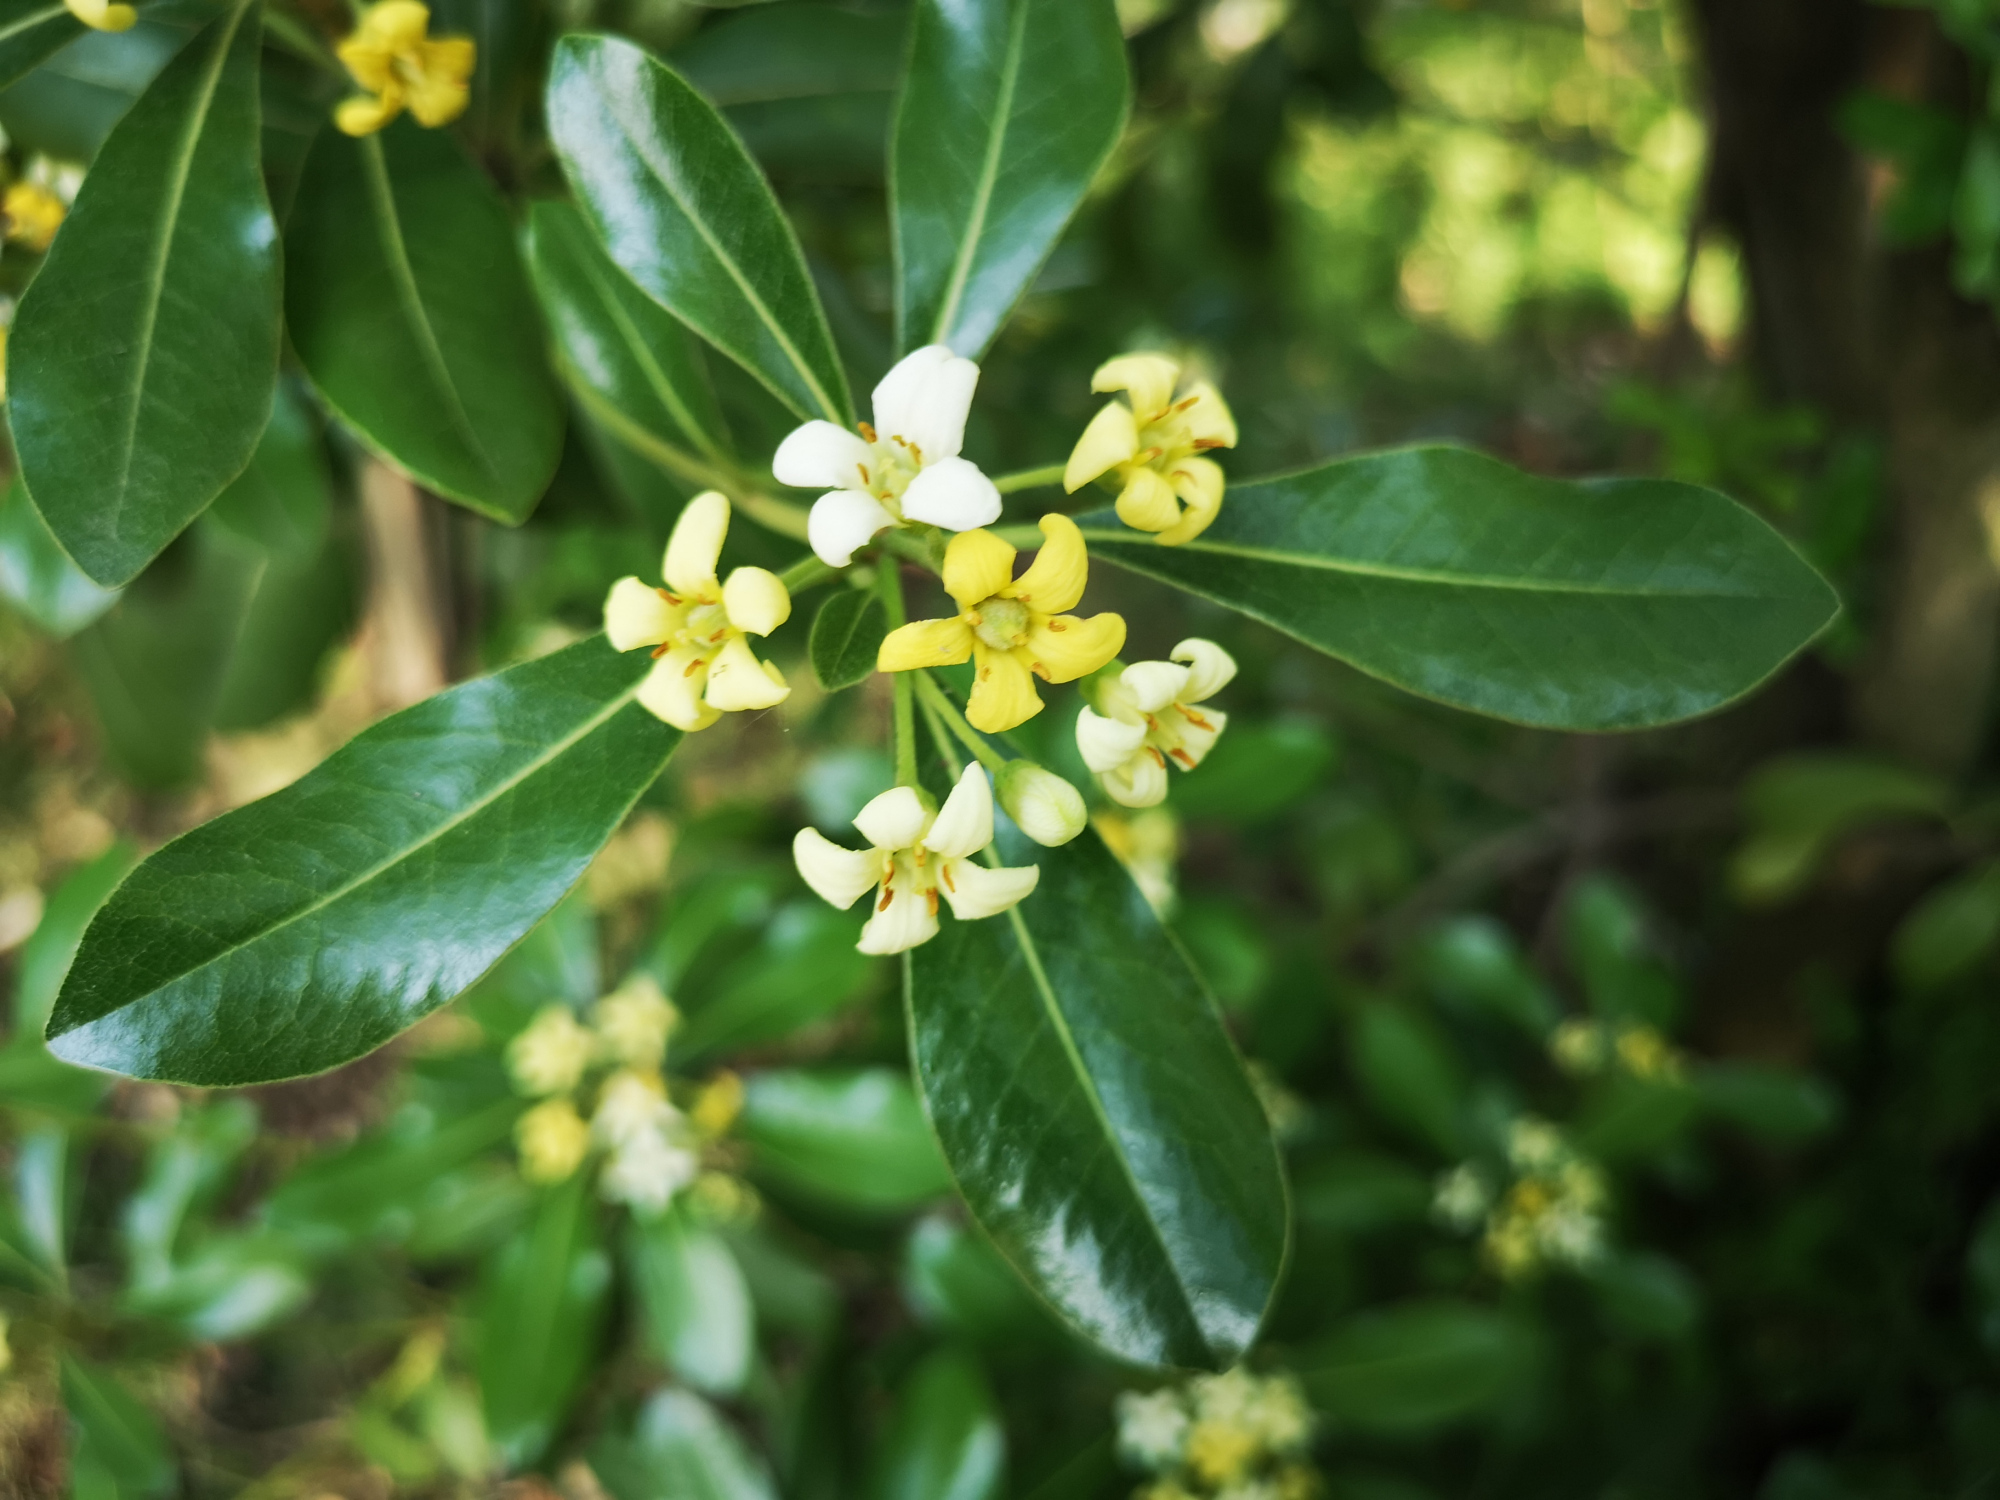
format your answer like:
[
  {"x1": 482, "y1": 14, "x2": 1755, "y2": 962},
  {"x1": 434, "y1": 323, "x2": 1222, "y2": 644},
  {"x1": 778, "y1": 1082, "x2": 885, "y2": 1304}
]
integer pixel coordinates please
[
  {"x1": 875, "y1": 515, "x2": 1126, "y2": 733},
  {"x1": 592, "y1": 974, "x2": 678, "y2": 1068},
  {"x1": 516, "y1": 1098, "x2": 590, "y2": 1183},
  {"x1": 506, "y1": 1005, "x2": 596, "y2": 1097},
  {"x1": 1183, "y1": 1417, "x2": 1257, "y2": 1485},
  {"x1": 3, "y1": 183, "x2": 64, "y2": 253},
  {"x1": 603, "y1": 491, "x2": 792, "y2": 732},
  {"x1": 691, "y1": 1070, "x2": 744, "y2": 1137},
  {"x1": 1063, "y1": 353, "x2": 1237, "y2": 546},
  {"x1": 63, "y1": 0, "x2": 133, "y2": 31},
  {"x1": 1614, "y1": 1024, "x2": 1683, "y2": 1082},
  {"x1": 334, "y1": 0, "x2": 476, "y2": 137}
]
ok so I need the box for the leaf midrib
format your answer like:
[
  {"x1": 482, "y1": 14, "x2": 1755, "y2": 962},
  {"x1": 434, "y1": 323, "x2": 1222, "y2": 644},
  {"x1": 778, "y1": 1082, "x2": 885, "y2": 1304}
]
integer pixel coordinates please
[
  {"x1": 106, "y1": 0, "x2": 249, "y2": 532},
  {"x1": 0, "y1": 2, "x2": 70, "y2": 47},
  {"x1": 57, "y1": 676, "x2": 644, "y2": 1033},
  {"x1": 926, "y1": 0, "x2": 1030, "y2": 347},
  {"x1": 1081, "y1": 528, "x2": 1815, "y2": 602}
]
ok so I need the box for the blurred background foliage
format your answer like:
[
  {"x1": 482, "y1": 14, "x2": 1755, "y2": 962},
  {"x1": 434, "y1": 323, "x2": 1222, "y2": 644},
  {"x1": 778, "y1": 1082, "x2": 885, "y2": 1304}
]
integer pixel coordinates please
[{"x1": 8, "y1": 0, "x2": 2000, "y2": 1496}]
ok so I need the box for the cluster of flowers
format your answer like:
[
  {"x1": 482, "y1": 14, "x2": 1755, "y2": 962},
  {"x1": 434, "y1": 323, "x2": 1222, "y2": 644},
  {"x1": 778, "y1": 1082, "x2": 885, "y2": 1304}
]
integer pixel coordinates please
[
  {"x1": 505, "y1": 975, "x2": 744, "y2": 1217},
  {"x1": 1115, "y1": 1367, "x2": 1319, "y2": 1500},
  {"x1": 1433, "y1": 1118, "x2": 1609, "y2": 1280},
  {"x1": 0, "y1": 155, "x2": 81, "y2": 401},
  {"x1": 1550, "y1": 1016, "x2": 1685, "y2": 1083}
]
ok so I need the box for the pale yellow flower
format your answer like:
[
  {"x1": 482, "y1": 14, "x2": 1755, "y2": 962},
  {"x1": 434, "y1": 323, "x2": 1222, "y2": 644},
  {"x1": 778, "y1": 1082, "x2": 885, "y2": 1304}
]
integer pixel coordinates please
[
  {"x1": 63, "y1": 0, "x2": 133, "y2": 32},
  {"x1": 691, "y1": 1070, "x2": 744, "y2": 1137},
  {"x1": 334, "y1": 0, "x2": 476, "y2": 137},
  {"x1": 1077, "y1": 639, "x2": 1235, "y2": 807},
  {"x1": 592, "y1": 974, "x2": 678, "y2": 1068},
  {"x1": 506, "y1": 1005, "x2": 596, "y2": 1097},
  {"x1": 3, "y1": 184, "x2": 64, "y2": 253},
  {"x1": 516, "y1": 1098, "x2": 590, "y2": 1183},
  {"x1": 1063, "y1": 353, "x2": 1237, "y2": 545},
  {"x1": 875, "y1": 516, "x2": 1125, "y2": 733}
]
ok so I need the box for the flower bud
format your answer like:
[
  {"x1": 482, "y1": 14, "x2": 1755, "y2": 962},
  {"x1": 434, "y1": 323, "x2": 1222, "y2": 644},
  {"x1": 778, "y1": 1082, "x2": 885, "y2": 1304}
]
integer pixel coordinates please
[{"x1": 997, "y1": 761, "x2": 1087, "y2": 847}]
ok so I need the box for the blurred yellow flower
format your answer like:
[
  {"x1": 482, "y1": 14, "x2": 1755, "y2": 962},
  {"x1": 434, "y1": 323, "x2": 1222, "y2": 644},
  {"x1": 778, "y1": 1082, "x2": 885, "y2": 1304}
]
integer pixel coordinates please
[
  {"x1": 691, "y1": 1069, "x2": 744, "y2": 1137},
  {"x1": 64, "y1": 0, "x2": 133, "y2": 32},
  {"x1": 516, "y1": 1098, "x2": 590, "y2": 1183},
  {"x1": 506, "y1": 1005, "x2": 596, "y2": 1097},
  {"x1": 1064, "y1": 353, "x2": 1236, "y2": 546},
  {"x1": 593, "y1": 974, "x2": 678, "y2": 1068},
  {"x1": 3, "y1": 183, "x2": 64, "y2": 253},
  {"x1": 334, "y1": 0, "x2": 475, "y2": 137}
]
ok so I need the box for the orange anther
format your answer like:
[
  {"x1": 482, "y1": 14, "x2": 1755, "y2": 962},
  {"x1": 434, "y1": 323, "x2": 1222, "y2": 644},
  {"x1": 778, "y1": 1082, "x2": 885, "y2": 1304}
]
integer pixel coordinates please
[{"x1": 859, "y1": 421, "x2": 878, "y2": 442}]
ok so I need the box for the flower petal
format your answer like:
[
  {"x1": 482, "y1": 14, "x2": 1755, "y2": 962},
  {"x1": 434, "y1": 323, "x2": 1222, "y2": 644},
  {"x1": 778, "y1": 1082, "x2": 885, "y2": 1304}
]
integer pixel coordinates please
[
  {"x1": 1180, "y1": 381, "x2": 1238, "y2": 448},
  {"x1": 1121, "y1": 660, "x2": 1192, "y2": 715},
  {"x1": 901, "y1": 456, "x2": 1001, "y2": 532},
  {"x1": 604, "y1": 576, "x2": 675, "y2": 651},
  {"x1": 878, "y1": 617, "x2": 974, "y2": 672},
  {"x1": 1101, "y1": 749, "x2": 1169, "y2": 808},
  {"x1": 793, "y1": 827, "x2": 883, "y2": 910},
  {"x1": 664, "y1": 490, "x2": 729, "y2": 596},
  {"x1": 1092, "y1": 352, "x2": 1181, "y2": 422},
  {"x1": 1172, "y1": 703, "x2": 1227, "y2": 767},
  {"x1": 774, "y1": 420, "x2": 872, "y2": 490},
  {"x1": 871, "y1": 344, "x2": 978, "y2": 461},
  {"x1": 1063, "y1": 401, "x2": 1140, "y2": 492},
  {"x1": 1171, "y1": 638, "x2": 1237, "y2": 702},
  {"x1": 1024, "y1": 611, "x2": 1126, "y2": 684},
  {"x1": 1115, "y1": 467, "x2": 1182, "y2": 533},
  {"x1": 1076, "y1": 704, "x2": 1147, "y2": 773},
  {"x1": 703, "y1": 635, "x2": 790, "y2": 712},
  {"x1": 858, "y1": 882, "x2": 940, "y2": 955},
  {"x1": 335, "y1": 92, "x2": 400, "y2": 134},
  {"x1": 808, "y1": 490, "x2": 897, "y2": 568},
  {"x1": 938, "y1": 857, "x2": 1039, "y2": 921},
  {"x1": 924, "y1": 763, "x2": 994, "y2": 860},
  {"x1": 855, "y1": 786, "x2": 931, "y2": 851},
  {"x1": 941, "y1": 527, "x2": 1017, "y2": 608},
  {"x1": 967, "y1": 646, "x2": 1043, "y2": 733},
  {"x1": 1009, "y1": 512, "x2": 1091, "y2": 614},
  {"x1": 721, "y1": 566, "x2": 791, "y2": 636},
  {"x1": 637, "y1": 648, "x2": 721, "y2": 732}
]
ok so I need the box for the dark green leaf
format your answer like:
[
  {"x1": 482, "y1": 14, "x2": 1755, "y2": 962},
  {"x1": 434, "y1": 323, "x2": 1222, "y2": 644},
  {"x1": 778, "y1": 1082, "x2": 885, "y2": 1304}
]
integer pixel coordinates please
[
  {"x1": 1079, "y1": 447, "x2": 1840, "y2": 731},
  {"x1": 0, "y1": 476, "x2": 118, "y2": 636},
  {"x1": 674, "y1": 903, "x2": 874, "y2": 1061},
  {"x1": 12, "y1": 1124, "x2": 65, "y2": 1272},
  {"x1": 909, "y1": 823, "x2": 1288, "y2": 1370},
  {"x1": 1169, "y1": 720, "x2": 1335, "y2": 823},
  {"x1": 0, "y1": 844, "x2": 129, "y2": 1116},
  {"x1": 1969, "y1": 1196, "x2": 2000, "y2": 1353},
  {"x1": 122, "y1": 1097, "x2": 256, "y2": 1289},
  {"x1": 0, "y1": 0, "x2": 83, "y2": 93},
  {"x1": 546, "y1": 33, "x2": 852, "y2": 424},
  {"x1": 286, "y1": 120, "x2": 564, "y2": 524},
  {"x1": 893, "y1": 0, "x2": 1128, "y2": 357},
  {"x1": 0, "y1": 19, "x2": 186, "y2": 161},
  {"x1": 477, "y1": 1173, "x2": 611, "y2": 1470},
  {"x1": 1351, "y1": 1003, "x2": 1463, "y2": 1155},
  {"x1": 1416, "y1": 917, "x2": 1557, "y2": 1036},
  {"x1": 590, "y1": 1388, "x2": 777, "y2": 1500},
  {"x1": 903, "y1": 1212, "x2": 1052, "y2": 1344},
  {"x1": 1891, "y1": 861, "x2": 2000, "y2": 990},
  {"x1": 62, "y1": 1357, "x2": 174, "y2": 1500},
  {"x1": 1293, "y1": 1151, "x2": 1431, "y2": 1235},
  {"x1": 738, "y1": 1067, "x2": 952, "y2": 1211},
  {"x1": 123, "y1": 1231, "x2": 311, "y2": 1341},
  {"x1": 1730, "y1": 752, "x2": 1949, "y2": 903},
  {"x1": 869, "y1": 1348, "x2": 1005, "y2": 1500},
  {"x1": 47, "y1": 637, "x2": 680, "y2": 1085},
  {"x1": 1695, "y1": 1062, "x2": 1840, "y2": 1144},
  {"x1": 628, "y1": 1210, "x2": 755, "y2": 1396},
  {"x1": 1586, "y1": 1251, "x2": 1699, "y2": 1342},
  {"x1": 525, "y1": 197, "x2": 732, "y2": 479},
  {"x1": 809, "y1": 587, "x2": 887, "y2": 692},
  {"x1": 10, "y1": 0, "x2": 278, "y2": 586},
  {"x1": 1302, "y1": 1300, "x2": 1533, "y2": 1433},
  {"x1": 1564, "y1": 874, "x2": 1679, "y2": 1027}
]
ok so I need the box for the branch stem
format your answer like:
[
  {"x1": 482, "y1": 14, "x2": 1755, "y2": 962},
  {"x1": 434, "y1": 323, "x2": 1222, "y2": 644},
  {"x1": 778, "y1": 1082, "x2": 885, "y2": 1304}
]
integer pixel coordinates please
[
  {"x1": 915, "y1": 671, "x2": 1009, "y2": 775},
  {"x1": 992, "y1": 463, "x2": 1068, "y2": 494},
  {"x1": 878, "y1": 561, "x2": 919, "y2": 788}
]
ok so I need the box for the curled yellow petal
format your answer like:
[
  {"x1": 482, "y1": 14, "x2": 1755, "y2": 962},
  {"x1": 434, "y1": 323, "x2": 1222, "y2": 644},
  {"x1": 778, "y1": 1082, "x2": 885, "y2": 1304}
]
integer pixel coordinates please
[
  {"x1": 877, "y1": 617, "x2": 974, "y2": 673},
  {"x1": 664, "y1": 490, "x2": 729, "y2": 597},
  {"x1": 721, "y1": 565, "x2": 791, "y2": 636},
  {"x1": 63, "y1": 0, "x2": 134, "y2": 31},
  {"x1": 1158, "y1": 457, "x2": 1224, "y2": 546},
  {"x1": 1092, "y1": 353, "x2": 1181, "y2": 422},
  {"x1": 1025, "y1": 612, "x2": 1126, "y2": 684},
  {"x1": 1008, "y1": 513, "x2": 1091, "y2": 615},
  {"x1": 1063, "y1": 400, "x2": 1139, "y2": 493},
  {"x1": 335, "y1": 92, "x2": 401, "y2": 136},
  {"x1": 1180, "y1": 380, "x2": 1238, "y2": 448},
  {"x1": 967, "y1": 645, "x2": 1043, "y2": 733},
  {"x1": 1114, "y1": 467, "x2": 1181, "y2": 533},
  {"x1": 941, "y1": 527, "x2": 1016, "y2": 608},
  {"x1": 405, "y1": 69, "x2": 470, "y2": 127}
]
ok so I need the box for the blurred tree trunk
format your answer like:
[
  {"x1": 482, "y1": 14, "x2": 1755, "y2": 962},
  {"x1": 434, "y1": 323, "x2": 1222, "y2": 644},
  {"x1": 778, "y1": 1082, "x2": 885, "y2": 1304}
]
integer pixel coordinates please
[{"x1": 1691, "y1": 0, "x2": 2000, "y2": 775}]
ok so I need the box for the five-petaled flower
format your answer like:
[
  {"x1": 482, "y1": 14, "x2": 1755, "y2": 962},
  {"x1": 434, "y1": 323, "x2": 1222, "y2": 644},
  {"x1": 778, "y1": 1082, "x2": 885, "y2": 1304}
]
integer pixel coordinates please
[
  {"x1": 63, "y1": 0, "x2": 132, "y2": 31},
  {"x1": 875, "y1": 515, "x2": 1126, "y2": 733},
  {"x1": 1076, "y1": 639, "x2": 1235, "y2": 807},
  {"x1": 1063, "y1": 353, "x2": 1237, "y2": 546},
  {"x1": 792, "y1": 765, "x2": 1039, "y2": 955},
  {"x1": 334, "y1": 0, "x2": 476, "y2": 138},
  {"x1": 604, "y1": 491, "x2": 793, "y2": 732},
  {"x1": 774, "y1": 344, "x2": 1002, "y2": 567}
]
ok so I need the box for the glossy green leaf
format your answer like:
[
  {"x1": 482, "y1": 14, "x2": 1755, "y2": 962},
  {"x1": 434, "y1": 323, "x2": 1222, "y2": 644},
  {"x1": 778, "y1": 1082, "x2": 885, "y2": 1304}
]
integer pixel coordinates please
[
  {"x1": 809, "y1": 587, "x2": 887, "y2": 692},
  {"x1": 526, "y1": 197, "x2": 731, "y2": 476},
  {"x1": 1302, "y1": 1299, "x2": 1533, "y2": 1433},
  {"x1": 590, "y1": 1388, "x2": 777, "y2": 1500},
  {"x1": 1078, "y1": 447, "x2": 1841, "y2": 731},
  {"x1": 286, "y1": 119, "x2": 564, "y2": 524},
  {"x1": 738, "y1": 1067, "x2": 952, "y2": 1211},
  {"x1": 63, "y1": 1357, "x2": 174, "y2": 1500},
  {"x1": 10, "y1": 0, "x2": 278, "y2": 586},
  {"x1": 0, "y1": 0, "x2": 84, "y2": 92},
  {"x1": 0, "y1": 19, "x2": 186, "y2": 162},
  {"x1": 546, "y1": 33, "x2": 852, "y2": 424},
  {"x1": 908, "y1": 822, "x2": 1288, "y2": 1370},
  {"x1": 477, "y1": 1173, "x2": 611, "y2": 1470},
  {"x1": 628, "y1": 1210, "x2": 755, "y2": 1395},
  {"x1": 869, "y1": 1349, "x2": 1005, "y2": 1500},
  {"x1": 0, "y1": 477, "x2": 118, "y2": 636},
  {"x1": 47, "y1": 637, "x2": 680, "y2": 1085},
  {"x1": 893, "y1": 0, "x2": 1128, "y2": 356}
]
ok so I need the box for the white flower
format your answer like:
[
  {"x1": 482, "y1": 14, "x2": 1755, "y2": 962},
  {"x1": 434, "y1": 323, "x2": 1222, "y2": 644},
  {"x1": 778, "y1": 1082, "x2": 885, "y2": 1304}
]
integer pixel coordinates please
[
  {"x1": 603, "y1": 490, "x2": 792, "y2": 732},
  {"x1": 1432, "y1": 1162, "x2": 1492, "y2": 1230},
  {"x1": 1076, "y1": 638, "x2": 1234, "y2": 808},
  {"x1": 506, "y1": 1005, "x2": 596, "y2": 1097},
  {"x1": 601, "y1": 1124, "x2": 701, "y2": 1217},
  {"x1": 995, "y1": 760, "x2": 1088, "y2": 847},
  {"x1": 791, "y1": 764, "x2": 1039, "y2": 955},
  {"x1": 591, "y1": 1067, "x2": 674, "y2": 1147},
  {"x1": 1114, "y1": 1387, "x2": 1190, "y2": 1471},
  {"x1": 773, "y1": 344, "x2": 1002, "y2": 567}
]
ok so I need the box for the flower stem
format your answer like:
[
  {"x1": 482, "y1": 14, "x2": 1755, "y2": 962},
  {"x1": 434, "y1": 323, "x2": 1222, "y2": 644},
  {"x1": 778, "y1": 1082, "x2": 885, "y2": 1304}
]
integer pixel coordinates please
[
  {"x1": 992, "y1": 463, "x2": 1067, "y2": 494},
  {"x1": 732, "y1": 489, "x2": 813, "y2": 543},
  {"x1": 878, "y1": 561, "x2": 920, "y2": 789},
  {"x1": 778, "y1": 555, "x2": 837, "y2": 593},
  {"x1": 915, "y1": 672, "x2": 1008, "y2": 776},
  {"x1": 877, "y1": 525, "x2": 944, "y2": 574},
  {"x1": 915, "y1": 691, "x2": 966, "y2": 781}
]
